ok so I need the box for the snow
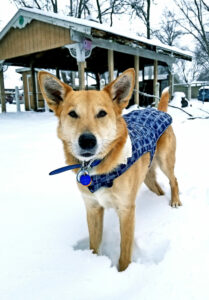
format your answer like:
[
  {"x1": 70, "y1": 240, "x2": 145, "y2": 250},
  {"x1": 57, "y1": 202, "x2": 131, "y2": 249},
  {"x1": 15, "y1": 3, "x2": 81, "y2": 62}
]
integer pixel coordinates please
[
  {"x1": 1, "y1": 97, "x2": 209, "y2": 300},
  {"x1": 199, "y1": 86, "x2": 209, "y2": 90}
]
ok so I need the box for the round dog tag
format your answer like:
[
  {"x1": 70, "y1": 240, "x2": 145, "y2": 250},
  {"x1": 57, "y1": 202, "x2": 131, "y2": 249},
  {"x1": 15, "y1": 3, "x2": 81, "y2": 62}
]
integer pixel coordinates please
[
  {"x1": 77, "y1": 169, "x2": 92, "y2": 186},
  {"x1": 80, "y1": 174, "x2": 92, "y2": 186}
]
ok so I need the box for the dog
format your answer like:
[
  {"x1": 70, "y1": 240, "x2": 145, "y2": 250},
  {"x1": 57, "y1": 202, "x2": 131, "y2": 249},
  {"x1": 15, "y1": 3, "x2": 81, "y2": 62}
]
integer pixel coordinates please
[{"x1": 38, "y1": 68, "x2": 181, "y2": 271}]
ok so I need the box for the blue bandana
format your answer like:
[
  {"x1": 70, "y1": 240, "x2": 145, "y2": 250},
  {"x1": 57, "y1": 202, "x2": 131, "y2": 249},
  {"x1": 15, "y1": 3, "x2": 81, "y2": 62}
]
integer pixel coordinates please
[{"x1": 88, "y1": 108, "x2": 172, "y2": 193}]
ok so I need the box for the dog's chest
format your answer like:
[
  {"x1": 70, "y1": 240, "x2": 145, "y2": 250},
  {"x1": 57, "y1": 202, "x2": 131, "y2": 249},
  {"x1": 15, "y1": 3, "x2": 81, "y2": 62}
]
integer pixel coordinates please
[
  {"x1": 82, "y1": 186, "x2": 117, "y2": 209},
  {"x1": 93, "y1": 187, "x2": 116, "y2": 208}
]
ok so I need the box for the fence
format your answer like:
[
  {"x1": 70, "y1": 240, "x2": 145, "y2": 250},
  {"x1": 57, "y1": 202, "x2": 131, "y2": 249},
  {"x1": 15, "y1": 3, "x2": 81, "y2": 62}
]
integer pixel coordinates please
[{"x1": 174, "y1": 82, "x2": 209, "y2": 100}]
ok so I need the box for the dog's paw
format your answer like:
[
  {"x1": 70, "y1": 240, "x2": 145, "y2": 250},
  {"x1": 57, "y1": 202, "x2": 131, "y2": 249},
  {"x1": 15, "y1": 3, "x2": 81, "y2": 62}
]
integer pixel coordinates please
[
  {"x1": 157, "y1": 187, "x2": 165, "y2": 196},
  {"x1": 170, "y1": 199, "x2": 182, "y2": 208}
]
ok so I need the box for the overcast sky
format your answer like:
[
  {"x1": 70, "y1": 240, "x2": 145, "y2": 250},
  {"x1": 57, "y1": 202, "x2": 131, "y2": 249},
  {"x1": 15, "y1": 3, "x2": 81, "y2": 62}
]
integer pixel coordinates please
[{"x1": 0, "y1": 0, "x2": 171, "y2": 31}]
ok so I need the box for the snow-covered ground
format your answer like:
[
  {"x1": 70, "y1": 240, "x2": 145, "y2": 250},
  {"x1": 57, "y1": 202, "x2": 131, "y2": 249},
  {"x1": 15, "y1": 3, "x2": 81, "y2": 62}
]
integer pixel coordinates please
[{"x1": 1, "y1": 98, "x2": 209, "y2": 300}]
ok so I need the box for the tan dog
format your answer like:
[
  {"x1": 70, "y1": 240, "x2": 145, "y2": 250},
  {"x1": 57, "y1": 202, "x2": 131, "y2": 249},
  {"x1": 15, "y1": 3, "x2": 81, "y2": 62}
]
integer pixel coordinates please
[{"x1": 38, "y1": 69, "x2": 181, "y2": 271}]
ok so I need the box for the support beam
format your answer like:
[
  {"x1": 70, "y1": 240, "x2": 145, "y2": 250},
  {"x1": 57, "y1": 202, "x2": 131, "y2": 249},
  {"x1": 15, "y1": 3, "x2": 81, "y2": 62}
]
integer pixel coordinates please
[
  {"x1": 142, "y1": 67, "x2": 145, "y2": 82},
  {"x1": 78, "y1": 61, "x2": 85, "y2": 90},
  {"x1": 0, "y1": 69, "x2": 6, "y2": 113},
  {"x1": 31, "y1": 66, "x2": 38, "y2": 111},
  {"x1": 15, "y1": 86, "x2": 20, "y2": 112},
  {"x1": 153, "y1": 60, "x2": 158, "y2": 106},
  {"x1": 71, "y1": 71, "x2": 76, "y2": 89},
  {"x1": 153, "y1": 60, "x2": 158, "y2": 95},
  {"x1": 108, "y1": 49, "x2": 114, "y2": 83},
  {"x1": 134, "y1": 56, "x2": 139, "y2": 106},
  {"x1": 169, "y1": 69, "x2": 174, "y2": 97},
  {"x1": 71, "y1": 30, "x2": 177, "y2": 65},
  {"x1": 56, "y1": 68, "x2": 60, "y2": 79},
  {"x1": 188, "y1": 84, "x2": 191, "y2": 101}
]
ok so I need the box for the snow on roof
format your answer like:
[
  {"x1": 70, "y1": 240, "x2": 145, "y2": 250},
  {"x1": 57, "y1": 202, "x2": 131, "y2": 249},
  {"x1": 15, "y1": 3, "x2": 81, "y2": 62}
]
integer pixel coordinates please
[
  {"x1": 0, "y1": 7, "x2": 192, "y2": 61},
  {"x1": 199, "y1": 86, "x2": 209, "y2": 89}
]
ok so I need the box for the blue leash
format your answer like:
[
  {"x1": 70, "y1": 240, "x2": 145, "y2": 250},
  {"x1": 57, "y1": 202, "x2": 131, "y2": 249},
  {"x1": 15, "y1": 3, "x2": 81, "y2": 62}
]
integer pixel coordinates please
[
  {"x1": 49, "y1": 160, "x2": 101, "y2": 187},
  {"x1": 49, "y1": 164, "x2": 82, "y2": 175}
]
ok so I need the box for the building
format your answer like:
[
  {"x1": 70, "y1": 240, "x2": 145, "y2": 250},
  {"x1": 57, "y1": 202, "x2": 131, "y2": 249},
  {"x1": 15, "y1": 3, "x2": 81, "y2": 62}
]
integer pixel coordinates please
[{"x1": 0, "y1": 7, "x2": 192, "y2": 112}]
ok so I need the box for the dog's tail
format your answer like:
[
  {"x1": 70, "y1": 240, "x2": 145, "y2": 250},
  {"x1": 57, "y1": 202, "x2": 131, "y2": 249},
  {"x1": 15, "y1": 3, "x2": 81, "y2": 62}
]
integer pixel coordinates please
[{"x1": 158, "y1": 88, "x2": 170, "y2": 112}]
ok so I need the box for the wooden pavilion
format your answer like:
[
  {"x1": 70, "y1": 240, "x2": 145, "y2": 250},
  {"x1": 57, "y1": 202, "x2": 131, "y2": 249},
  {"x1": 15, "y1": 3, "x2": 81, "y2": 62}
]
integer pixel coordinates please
[{"x1": 0, "y1": 7, "x2": 192, "y2": 112}]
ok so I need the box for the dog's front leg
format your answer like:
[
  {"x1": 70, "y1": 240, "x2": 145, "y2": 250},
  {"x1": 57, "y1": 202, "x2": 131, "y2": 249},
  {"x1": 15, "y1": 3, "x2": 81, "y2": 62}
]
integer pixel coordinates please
[
  {"x1": 117, "y1": 206, "x2": 135, "y2": 271},
  {"x1": 85, "y1": 205, "x2": 104, "y2": 254}
]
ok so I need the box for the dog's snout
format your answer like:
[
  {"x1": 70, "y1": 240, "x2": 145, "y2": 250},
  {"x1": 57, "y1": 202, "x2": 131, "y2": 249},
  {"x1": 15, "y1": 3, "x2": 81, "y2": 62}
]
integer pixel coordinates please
[{"x1": 78, "y1": 132, "x2": 97, "y2": 150}]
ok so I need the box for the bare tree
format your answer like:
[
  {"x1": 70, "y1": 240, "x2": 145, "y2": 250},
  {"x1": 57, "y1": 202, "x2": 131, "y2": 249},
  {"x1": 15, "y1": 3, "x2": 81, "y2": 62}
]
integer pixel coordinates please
[
  {"x1": 95, "y1": 0, "x2": 103, "y2": 23},
  {"x1": 95, "y1": 0, "x2": 126, "y2": 26},
  {"x1": 153, "y1": 10, "x2": 184, "y2": 46},
  {"x1": 10, "y1": 0, "x2": 58, "y2": 13},
  {"x1": 77, "y1": 0, "x2": 91, "y2": 18},
  {"x1": 68, "y1": 0, "x2": 92, "y2": 19},
  {"x1": 125, "y1": 0, "x2": 152, "y2": 39},
  {"x1": 174, "y1": 59, "x2": 204, "y2": 83},
  {"x1": 174, "y1": 0, "x2": 209, "y2": 71}
]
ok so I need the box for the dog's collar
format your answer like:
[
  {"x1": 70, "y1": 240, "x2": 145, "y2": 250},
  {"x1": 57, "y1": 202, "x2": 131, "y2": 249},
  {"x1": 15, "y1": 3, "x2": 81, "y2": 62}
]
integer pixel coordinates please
[{"x1": 49, "y1": 159, "x2": 101, "y2": 186}]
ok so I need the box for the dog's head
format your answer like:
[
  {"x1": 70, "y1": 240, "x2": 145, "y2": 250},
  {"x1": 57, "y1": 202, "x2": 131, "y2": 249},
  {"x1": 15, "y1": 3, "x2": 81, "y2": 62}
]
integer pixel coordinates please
[{"x1": 38, "y1": 69, "x2": 135, "y2": 163}]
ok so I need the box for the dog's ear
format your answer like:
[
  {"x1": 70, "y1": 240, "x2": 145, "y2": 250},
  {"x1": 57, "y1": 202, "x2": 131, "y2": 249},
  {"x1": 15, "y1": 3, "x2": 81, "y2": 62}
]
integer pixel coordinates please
[
  {"x1": 104, "y1": 68, "x2": 135, "y2": 110},
  {"x1": 38, "y1": 71, "x2": 72, "y2": 113}
]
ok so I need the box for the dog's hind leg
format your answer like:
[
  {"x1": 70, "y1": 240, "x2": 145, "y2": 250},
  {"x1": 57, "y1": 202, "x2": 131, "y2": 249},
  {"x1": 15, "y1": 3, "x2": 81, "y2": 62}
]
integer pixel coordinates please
[
  {"x1": 144, "y1": 162, "x2": 165, "y2": 196},
  {"x1": 157, "y1": 130, "x2": 182, "y2": 208},
  {"x1": 158, "y1": 159, "x2": 181, "y2": 208},
  {"x1": 85, "y1": 204, "x2": 104, "y2": 254}
]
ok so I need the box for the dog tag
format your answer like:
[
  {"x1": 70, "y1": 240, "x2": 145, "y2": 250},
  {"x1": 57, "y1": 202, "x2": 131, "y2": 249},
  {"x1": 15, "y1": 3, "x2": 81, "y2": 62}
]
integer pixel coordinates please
[
  {"x1": 77, "y1": 169, "x2": 92, "y2": 187},
  {"x1": 80, "y1": 174, "x2": 92, "y2": 186}
]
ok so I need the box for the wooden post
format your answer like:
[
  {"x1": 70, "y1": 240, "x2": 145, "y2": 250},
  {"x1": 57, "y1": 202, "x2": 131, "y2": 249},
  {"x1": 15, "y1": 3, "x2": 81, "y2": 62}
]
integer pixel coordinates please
[
  {"x1": 153, "y1": 60, "x2": 158, "y2": 106},
  {"x1": 0, "y1": 69, "x2": 6, "y2": 113},
  {"x1": 142, "y1": 67, "x2": 145, "y2": 82},
  {"x1": 169, "y1": 71, "x2": 174, "y2": 97},
  {"x1": 31, "y1": 66, "x2": 38, "y2": 111},
  {"x1": 78, "y1": 62, "x2": 86, "y2": 90},
  {"x1": 188, "y1": 84, "x2": 191, "y2": 100},
  {"x1": 134, "y1": 56, "x2": 139, "y2": 106},
  {"x1": 155, "y1": 82, "x2": 160, "y2": 108},
  {"x1": 15, "y1": 86, "x2": 21, "y2": 112},
  {"x1": 168, "y1": 64, "x2": 174, "y2": 97},
  {"x1": 56, "y1": 68, "x2": 60, "y2": 79},
  {"x1": 108, "y1": 49, "x2": 114, "y2": 83},
  {"x1": 153, "y1": 60, "x2": 158, "y2": 95},
  {"x1": 72, "y1": 71, "x2": 76, "y2": 89}
]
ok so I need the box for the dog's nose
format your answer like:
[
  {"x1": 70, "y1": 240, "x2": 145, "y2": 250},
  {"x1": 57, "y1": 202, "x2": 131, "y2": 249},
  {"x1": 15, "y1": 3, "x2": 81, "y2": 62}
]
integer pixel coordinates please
[{"x1": 78, "y1": 132, "x2": 97, "y2": 150}]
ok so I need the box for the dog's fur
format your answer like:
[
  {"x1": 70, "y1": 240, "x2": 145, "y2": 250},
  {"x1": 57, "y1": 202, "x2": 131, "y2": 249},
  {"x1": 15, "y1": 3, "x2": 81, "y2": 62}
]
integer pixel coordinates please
[{"x1": 38, "y1": 69, "x2": 181, "y2": 271}]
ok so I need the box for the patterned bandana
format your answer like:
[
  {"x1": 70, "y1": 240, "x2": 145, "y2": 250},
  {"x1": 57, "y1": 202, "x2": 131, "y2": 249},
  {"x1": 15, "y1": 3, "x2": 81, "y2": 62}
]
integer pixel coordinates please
[{"x1": 88, "y1": 108, "x2": 172, "y2": 193}]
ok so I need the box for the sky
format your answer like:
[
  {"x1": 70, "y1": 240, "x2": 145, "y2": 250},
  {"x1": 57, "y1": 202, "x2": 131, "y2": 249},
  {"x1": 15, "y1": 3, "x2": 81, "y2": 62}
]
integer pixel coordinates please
[{"x1": 0, "y1": 0, "x2": 170, "y2": 31}]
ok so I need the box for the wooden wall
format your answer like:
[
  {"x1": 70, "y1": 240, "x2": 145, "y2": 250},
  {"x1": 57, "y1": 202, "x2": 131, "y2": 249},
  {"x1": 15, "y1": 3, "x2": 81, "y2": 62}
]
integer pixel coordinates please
[
  {"x1": 21, "y1": 70, "x2": 45, "y2": 111},
  {"x1": 0, "y1": 20, "x2": 73, "y2": 60}
]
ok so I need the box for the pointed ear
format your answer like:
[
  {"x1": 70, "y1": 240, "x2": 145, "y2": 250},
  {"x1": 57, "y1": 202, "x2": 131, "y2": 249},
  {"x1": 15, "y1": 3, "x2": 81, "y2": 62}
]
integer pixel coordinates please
[
  {"x1": 38, "y1": 71, "x2": 72, "y2": 113},
  {"x1": 103, "y1": 68, "x2": 135, "y2": 110}
]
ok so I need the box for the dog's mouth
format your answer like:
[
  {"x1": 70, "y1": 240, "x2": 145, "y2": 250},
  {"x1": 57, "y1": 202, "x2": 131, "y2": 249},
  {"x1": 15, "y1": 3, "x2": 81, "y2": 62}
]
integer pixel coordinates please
[
  {"x1": 75, "y1": 148, "x2": 99, "y2": 162},
  {"x1": 80, "y1": 151, "x2": 95, "y2": 158}
]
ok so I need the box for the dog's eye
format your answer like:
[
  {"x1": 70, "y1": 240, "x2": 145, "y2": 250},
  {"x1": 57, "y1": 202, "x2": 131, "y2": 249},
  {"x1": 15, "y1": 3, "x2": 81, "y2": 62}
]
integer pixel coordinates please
[
  {"x1": 97, "y1": 110, "x2": 107, "y2": 118},
  {"x1": 68, "y1": 110, "x2": 78, "y2": 118}
]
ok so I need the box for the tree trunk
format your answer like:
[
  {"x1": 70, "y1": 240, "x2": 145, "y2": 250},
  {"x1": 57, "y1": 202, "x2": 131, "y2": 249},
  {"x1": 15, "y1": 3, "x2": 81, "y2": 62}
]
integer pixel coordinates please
[
  {"x1": 69, "y1": 0, "x2": 73, "y2": 16},
  {"x1": 52, "y1": 0, "x2": 58, "y2": 13},
  {"x1": 96, "y1": 0, "x2": 103, "y2": 23},
  {"x1": 146, "y1": 0, "x2": 151, "y2": 39}
]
